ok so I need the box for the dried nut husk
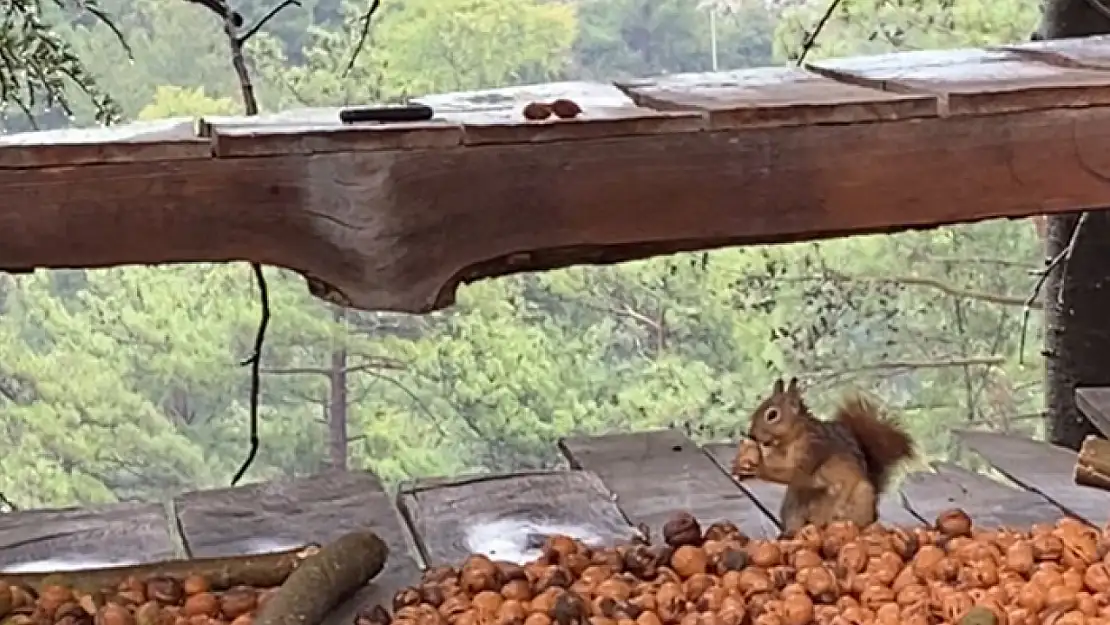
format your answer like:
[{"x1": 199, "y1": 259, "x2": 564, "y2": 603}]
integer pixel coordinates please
[
  {"x1": 748, "y1": 543, "x2": 782, "y2": 569},
  {"x1": 936, "y1": 510, "x2": 973, "y2": 538},
  {"x1": 146, "y1": 579, "x2": 184, "y2": 607},
  {"x1": 182, "y1": 594, "x2": 219, "y2": 619},
  {"x1": 671, "y1": 547, "x2": 708, "y2": 579},
  {"x1": 95, "y1": 604, "x2": 136, "y2": 625},
  {"x1": 663, "y1": 514, "x2": 703, "y2": 549},
  {"x1": 218, "y1": 588, "x2": 257, "y2": 621}
]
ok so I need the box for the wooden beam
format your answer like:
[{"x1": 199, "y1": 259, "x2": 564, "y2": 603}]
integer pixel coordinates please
[{"x1": 7, "y1": 41, "x2": 1110, "y2": 311}]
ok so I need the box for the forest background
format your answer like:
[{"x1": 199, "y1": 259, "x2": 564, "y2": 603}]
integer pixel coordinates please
[{"x1": 0, "y1": 0, "x2": 1047, "y2": 509}]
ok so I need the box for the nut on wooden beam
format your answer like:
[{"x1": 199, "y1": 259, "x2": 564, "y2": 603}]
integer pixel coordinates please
[{"x1": 1075, "y1": 435, "x2": 1110, "y2": 491}]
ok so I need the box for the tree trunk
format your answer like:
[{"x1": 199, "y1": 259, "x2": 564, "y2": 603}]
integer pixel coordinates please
[
  {"x1": 1040, "y1": 0, "x2": 1110, "y2": 449},
  {"x1": 327, "y1": 306, "x2": 350, "y2": 470}
]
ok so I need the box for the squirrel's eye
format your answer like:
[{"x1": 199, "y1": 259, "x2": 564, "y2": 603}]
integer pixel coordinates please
[{"x1": 764, "y1": 408, "x2": 780, "y2": 423}]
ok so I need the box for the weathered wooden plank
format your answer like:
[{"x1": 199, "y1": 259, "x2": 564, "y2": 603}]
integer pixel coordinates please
[
  {"x1": 398, "y1": 471, "x2": 636, "y2": 566},
  {"x1": 808, "y1": 47, "x2": 1110, "y2": 116},
  {"x1": 559, "y1": 430, "x2": 778, "y2": 539},
  {"x1": 175, "y1": 470, "x2": 418, "y2": 607},
  {"x1": 9, "y1": 95, "x2": 1110, "y2": 313},
  {"x1": 701, "y1": 442, "x2": 923, "y2": 528},
  {"x1": 0, "y1": 502, "x2": 177, "y2": 571},
  {"x1": 956, "y1": 430, "x2": 1110, "y2": 524},
  {"x1": 998, "y1": 35, "x2": 1110, "y2": 69},
  {"x1": 901, "y1": 463, "x2": 1065, "y2": 528},
  {"x1": 1076, "y1": 387, "x2": 1110, "y2": 437},
  {"x1": 617, "y1": 67, "x2": 938, "y2": 130},
  {"x1": 0, "y1": 119, "x2": 208, "y2": 168}
]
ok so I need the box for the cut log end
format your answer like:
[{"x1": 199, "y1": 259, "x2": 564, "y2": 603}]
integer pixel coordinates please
[{"x1": 1074, "y1": 435, "x2": 1110, "y2": 491}]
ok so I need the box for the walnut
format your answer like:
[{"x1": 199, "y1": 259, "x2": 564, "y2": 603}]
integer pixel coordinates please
[
  {"x1": 664, "y1": 514, "x2": 703, "y2": 549},
  {"x1": 936, "y1": 510, "x2": 973, "y2": 538},
  {"x1": 522, "y1": 103, "x2": 552, "y2": 121},
  {"x1": 550, "y1": 100, "x2": 582, "y2": 120},
  {"x1": 145, "y1": 579, "x2": 184, "y2": 607}
]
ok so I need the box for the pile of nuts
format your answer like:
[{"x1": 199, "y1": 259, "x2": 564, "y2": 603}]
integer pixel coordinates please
[
  {"x1": 0, "y1": 574, "x2": 278, "y2": 625},
  {"x1": 366, "y1": 509, "x2": 1110, "y2": 625}
]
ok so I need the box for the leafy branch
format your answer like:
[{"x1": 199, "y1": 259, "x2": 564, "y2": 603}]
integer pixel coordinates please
[{"x1": 0, "y1": 0, "x2": 126, "y2": 128}]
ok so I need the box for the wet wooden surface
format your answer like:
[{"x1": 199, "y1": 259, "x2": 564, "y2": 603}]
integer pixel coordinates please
[
  {"x1": 0, "y1": 429, "x2": 1097, "y2": 622},
  {"x1": 956, "y1": 429, "x2": 1110, "y2": 524}
]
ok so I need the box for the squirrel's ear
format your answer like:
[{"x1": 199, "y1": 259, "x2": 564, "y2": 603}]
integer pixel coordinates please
[
  {"x1": 772, "y1": 378, "x2": 784, "y2": 394},
  {"x1": 786, "y1": 377, "x2": 800, "y2": 395}
]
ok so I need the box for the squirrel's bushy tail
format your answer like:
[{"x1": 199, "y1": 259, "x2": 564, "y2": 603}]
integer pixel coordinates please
[{"x1": 833, "y1": 394, "x2": 914, "y2": 494}]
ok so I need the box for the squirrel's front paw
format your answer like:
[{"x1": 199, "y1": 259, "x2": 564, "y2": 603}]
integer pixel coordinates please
[{"x1": 731, "y1": 439, "x2": 762, "y2": 478}]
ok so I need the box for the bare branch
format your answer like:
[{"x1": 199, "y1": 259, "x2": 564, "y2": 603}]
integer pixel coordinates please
[
  {"x1": 795, "y1": 0, "x2": 844, "y2": 65},
  {"x1": 343, "y1": 0, "x2": 382, "y2": 77},
  {"x1": 193, "y1": 0, "x2": 304, "y2": 485},
  {"x1": 768, "y1": 270, "x2": 1037, "y2": 308},
  {"x1": 810, "y1": 356, "x2": 1006, "y2": 384},
  {"x1": 262, "y1": 359, "x2": 406, "y2": 376},
  {"x1": 1018, "y1": 211, "x2": 1089, "y2": 363},
  {"x1": 0, "y1": 491, "x2": 18, "y2": 512},
  {"x1": 237, "y1": 0, "x2": 302, "y2": 45}
]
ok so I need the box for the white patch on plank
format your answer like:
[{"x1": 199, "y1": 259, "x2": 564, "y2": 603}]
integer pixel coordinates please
[{"x1": 464, "y1": 518, "x2": 607, "y2": 564}]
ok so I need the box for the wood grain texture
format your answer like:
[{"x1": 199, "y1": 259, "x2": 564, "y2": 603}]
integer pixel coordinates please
[
  {"x1": 956, "y1": 430, "x2": 1110, "y2": 524},
  {"x1": 701, "y1": 442, "x2": 923, "y2": 528},
  {"x1": 559, "y1": 430, "x2": 779, "y2": 540},
  {"x1": 0, "y1": 502, "x2": 177, "y2": 571},
  {"x1": 808, "y1": 47, "x2": 1110, "y2": 115},
  {"x1": 1076, "y1": 387, "x2": 1110, "y2": 437},
  {"x1": 8, "y1": 104, "x2": 1110, "y2": 313},
  {"x1": 175, "y1": 470, "x2": 418, "y2": 607},
  {"x1": 617, "y1": 66, "x2": 938, "y2": 129},
  {"x1": 0, "y1": 118, "x2": 207, "y2": 168},
  {"x1": 900, "y1": 463, "x2": 1065, "y2": 528},
  {"x1": 998, "y1": 35, "x2": 1110, "y2": 69},
  {"x1": 398, "y1": 471, "x2": 636, "y2": 566}
]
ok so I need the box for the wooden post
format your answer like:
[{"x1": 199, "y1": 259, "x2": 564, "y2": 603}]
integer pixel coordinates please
[{"x1": 1040, "y1": 4, "x2": 1110, "y2": 450}]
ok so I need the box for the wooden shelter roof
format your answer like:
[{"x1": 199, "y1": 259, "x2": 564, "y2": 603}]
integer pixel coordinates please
[{"x1": 5, "y1": 36, "x2": 1110, "y2": 312}]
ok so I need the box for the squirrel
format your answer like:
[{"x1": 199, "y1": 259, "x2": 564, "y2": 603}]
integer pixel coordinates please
[{"x1": 734, "y1": 377, "x2": 915, "y2": 536}]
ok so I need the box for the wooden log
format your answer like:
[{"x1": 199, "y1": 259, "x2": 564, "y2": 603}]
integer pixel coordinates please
[
  {"x1": 0, "y1": 545, "x2": 316, "y2": 593},
  {"x1": 7, "y1": 41, "x2": 1110, "y2": 312},
  {"x1": 254, "y1": 531, "x2": 388, "y2": 625},
  {"x1": 1075, "y1": 435, "x2": 1110, "y2": 490}
]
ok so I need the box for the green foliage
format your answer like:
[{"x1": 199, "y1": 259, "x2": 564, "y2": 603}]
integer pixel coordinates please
[
  {"x1": 0, "y1": 0, "x2": 1050, "y2": 509},
  {"x1": 138, "y1": 86, "x2": 240, "y2": 119}
]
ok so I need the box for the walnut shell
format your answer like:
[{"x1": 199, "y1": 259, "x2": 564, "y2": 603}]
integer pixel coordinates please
[
  {"x1": 663, "y1": 514, "x2": 703, "y2": 549},
  {"x1": 182, "y1": 594, "x2": 220, "y2": 618},
  {"x1": 935, "y1": 509, "x2": 973, "y2": 538},
  {"x1": 671, "y1": 547, "x2": 708, "y2": 579}
]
